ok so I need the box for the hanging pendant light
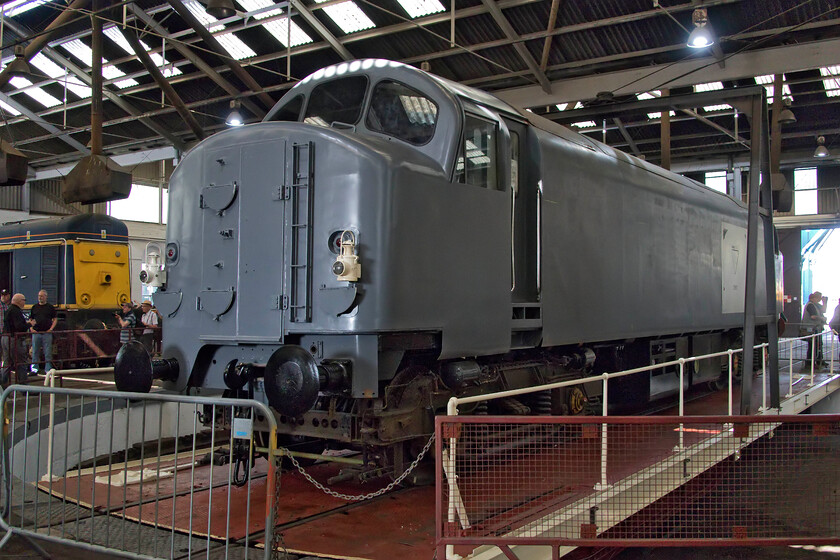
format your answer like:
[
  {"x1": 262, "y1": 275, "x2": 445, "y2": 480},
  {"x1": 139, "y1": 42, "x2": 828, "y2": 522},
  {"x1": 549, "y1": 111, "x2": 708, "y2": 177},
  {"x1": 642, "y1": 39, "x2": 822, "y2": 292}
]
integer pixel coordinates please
[
  {"x1": 205, "y1": 0, "x2": 236, "y2": 19},
  {"x1": 814, "y1": 136, "x2": 830, "y2": 158},
  {"x1": 687, "y1": 8, "x2": 715, "y2": 49}
]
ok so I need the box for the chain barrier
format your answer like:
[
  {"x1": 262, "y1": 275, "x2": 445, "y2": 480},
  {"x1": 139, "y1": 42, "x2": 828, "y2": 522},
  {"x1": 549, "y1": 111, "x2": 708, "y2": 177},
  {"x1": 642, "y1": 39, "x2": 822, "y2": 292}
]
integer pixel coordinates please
[
  {"x1": 283, "y1": 434, "x2": 435, "y2": 502},
  {"x1": 270, "y1": 451, "x2": 288, "y2": 560}
]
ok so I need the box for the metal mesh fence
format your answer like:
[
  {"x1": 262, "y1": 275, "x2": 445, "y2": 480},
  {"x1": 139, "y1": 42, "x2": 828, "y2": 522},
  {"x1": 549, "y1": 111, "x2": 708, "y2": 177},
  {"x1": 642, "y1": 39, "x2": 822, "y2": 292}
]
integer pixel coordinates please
[
  {"x1": 1, "y1": 385, "x2": 277, "y2": 560},
  {"x1": 437, "y1": 415, "x2": 840, "y2": 548}
]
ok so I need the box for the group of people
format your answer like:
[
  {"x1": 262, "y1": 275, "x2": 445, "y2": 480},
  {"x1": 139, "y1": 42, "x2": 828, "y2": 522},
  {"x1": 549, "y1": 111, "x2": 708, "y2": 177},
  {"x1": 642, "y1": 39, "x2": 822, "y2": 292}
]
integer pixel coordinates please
[
  {"x1": 115, "y1": 299, "x2": 161, "y2": 353},
  {"x1": 0, "y1": 289, "x2": 161, "y2": 387},
  {"x1": 801, "y1": 291, "x2": 840, "y2": 367}
]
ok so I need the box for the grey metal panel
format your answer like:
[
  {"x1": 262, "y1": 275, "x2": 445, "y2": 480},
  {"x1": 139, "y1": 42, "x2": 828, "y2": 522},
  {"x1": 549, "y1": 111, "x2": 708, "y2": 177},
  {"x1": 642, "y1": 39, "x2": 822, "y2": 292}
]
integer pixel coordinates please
[{"x1": 539, "y1": 125, "x2": 771, "y2": 347}]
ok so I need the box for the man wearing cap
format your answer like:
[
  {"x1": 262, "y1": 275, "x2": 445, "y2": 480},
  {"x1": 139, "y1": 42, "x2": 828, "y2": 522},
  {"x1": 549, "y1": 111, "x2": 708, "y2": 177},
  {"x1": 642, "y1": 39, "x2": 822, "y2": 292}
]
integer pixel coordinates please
[
  {"x1": 0, "y1": 290, "x2": 10, "y2": 384},
  {"x1": 139, "y1": 300, "x2": 159, "y2": 354},
  {"x1": 29, "y1": 289, "x2": 57, "y2": 374},
  {"x1": 115, "y1": 301, "x2": 136, "y2": 345},
  {"x1": 4, "y1": 294, "x2": 29, "y2": 384}
]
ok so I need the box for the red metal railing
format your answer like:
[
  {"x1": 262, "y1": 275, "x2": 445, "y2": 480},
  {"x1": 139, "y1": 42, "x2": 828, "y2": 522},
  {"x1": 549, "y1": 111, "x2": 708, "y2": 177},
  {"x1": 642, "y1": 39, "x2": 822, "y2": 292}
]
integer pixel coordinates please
[
  {"x1": 436, "y1": 415, "x2": 840, "y2": 558},
  {"x1": 3, "y1": 328, "x2": 162, "y2": 382}
]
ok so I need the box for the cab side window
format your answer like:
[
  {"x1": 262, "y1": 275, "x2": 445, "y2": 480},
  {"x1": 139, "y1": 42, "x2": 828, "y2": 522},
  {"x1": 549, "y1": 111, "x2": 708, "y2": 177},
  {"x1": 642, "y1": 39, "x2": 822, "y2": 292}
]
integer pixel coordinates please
[
  {"x1": 366, "y1": 80, "x2": 438, "y2": 145},
  {"x1": 455, "y1": 115, "x2": 498, "y2": 190},
  {"x1": 303, "y1": 76, "x2": 368, "y2": 127},
  {"x1": 269, "y1": 95, "x2": 304, "y2": 122}
]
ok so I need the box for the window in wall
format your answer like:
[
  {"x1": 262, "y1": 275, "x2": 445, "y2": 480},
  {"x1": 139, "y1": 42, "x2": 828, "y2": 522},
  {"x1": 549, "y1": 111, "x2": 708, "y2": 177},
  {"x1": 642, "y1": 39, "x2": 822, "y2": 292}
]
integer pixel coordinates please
[
  {"x1": 794, "y1": 167, "x2": 818, "y2": 215},
  {"x1": 705, "y1": 170, "x2": 727, "y2": 193},
  {"x1": 454, "y1": 115, "x2": 498, "y2": 190},
  {"x1": 366, "y1": 80, "x2": 437, "y2": 145},
  {"x1": 303, "y1": 76, "x2": 367, "y2": 127},
  {"x1": 269, "y1": 95, "x2": 304, "y2": 122},
  {"x1": 107, "y1": 184, "x2": 162, "y2": 223}
]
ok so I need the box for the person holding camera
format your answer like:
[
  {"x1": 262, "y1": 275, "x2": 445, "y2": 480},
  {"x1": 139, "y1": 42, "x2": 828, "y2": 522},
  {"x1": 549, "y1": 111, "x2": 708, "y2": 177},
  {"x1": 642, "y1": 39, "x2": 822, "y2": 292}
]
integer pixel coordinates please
[{"x1": 116, "y1": 301, "x2": 136, "y2": 345}]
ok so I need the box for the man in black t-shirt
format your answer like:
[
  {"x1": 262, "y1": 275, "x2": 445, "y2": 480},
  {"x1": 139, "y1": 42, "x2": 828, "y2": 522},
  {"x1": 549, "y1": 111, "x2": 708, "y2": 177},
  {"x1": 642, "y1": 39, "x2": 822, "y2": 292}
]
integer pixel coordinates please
[
  {"x1": 29, "y1": 289, "x2": 57, "y2": 374},
  {"x1": 4, "y1": 293, "x2": 29, "y2": 384}
]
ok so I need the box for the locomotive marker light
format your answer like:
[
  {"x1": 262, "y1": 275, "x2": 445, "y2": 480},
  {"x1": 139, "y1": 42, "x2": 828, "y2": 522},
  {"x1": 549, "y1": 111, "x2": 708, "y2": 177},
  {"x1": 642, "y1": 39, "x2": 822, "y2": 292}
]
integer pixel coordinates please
[
  {"x1": 332, "y1": 230, "x2": 361, "y2": 281},
  {"x1": 139, "y1": 243, "x2": 166, "y2": 288}
]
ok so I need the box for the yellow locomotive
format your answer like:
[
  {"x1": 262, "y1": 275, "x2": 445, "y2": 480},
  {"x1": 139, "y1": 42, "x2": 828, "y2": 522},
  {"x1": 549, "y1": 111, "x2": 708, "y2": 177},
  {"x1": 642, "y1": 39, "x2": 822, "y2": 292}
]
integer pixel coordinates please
[{"x1": 0, "y1": 213, "x2": 131, "y2": 329}]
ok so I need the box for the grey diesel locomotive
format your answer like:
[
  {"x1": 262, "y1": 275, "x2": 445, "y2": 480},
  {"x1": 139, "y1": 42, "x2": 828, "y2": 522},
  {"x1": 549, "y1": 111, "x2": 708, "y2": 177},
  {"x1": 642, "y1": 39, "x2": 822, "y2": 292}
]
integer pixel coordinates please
[{"x1": 116, "y1": 60, "x2": 777, "y2": 471}]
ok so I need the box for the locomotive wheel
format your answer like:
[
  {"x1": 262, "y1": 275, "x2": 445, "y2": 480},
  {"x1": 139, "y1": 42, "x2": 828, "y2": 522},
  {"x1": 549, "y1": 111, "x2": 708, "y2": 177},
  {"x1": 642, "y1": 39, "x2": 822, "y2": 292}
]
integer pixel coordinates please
[{"x1": 567, "y1": 387, "x2": 587, "y2": 415}]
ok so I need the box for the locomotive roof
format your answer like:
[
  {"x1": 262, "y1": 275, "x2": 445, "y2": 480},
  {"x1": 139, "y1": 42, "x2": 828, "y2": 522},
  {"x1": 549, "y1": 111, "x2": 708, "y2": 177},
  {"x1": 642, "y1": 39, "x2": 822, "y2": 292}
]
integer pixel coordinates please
[
  {"x1": 0, "y1": 214, "x2": 128, "y2": 244},
  {"x1": 274, "y1": 59, "x2": 522, "y2": 119}
]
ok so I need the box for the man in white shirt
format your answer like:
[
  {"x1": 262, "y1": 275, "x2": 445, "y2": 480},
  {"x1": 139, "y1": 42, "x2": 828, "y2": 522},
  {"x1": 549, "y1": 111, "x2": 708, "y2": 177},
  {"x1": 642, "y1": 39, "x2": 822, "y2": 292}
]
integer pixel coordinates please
[{"x1": 139, "y1": 300, "x2": 159, "y2": 354}]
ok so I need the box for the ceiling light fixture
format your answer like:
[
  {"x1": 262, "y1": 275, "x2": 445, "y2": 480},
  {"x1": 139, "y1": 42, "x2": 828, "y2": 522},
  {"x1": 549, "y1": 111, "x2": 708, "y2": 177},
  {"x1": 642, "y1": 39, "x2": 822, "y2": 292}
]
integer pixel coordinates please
[
  {"x1": 687, "y1": 8, "x2": 714, "y2": 49},
  {"x1": 778, "y1": 98, "x2": 796, "y2": 125},
  {"x1": 205, "y1": 0, "x2": 236, "y2": 19},
  {"x1": 814, "y1": 136, "x2": 830, "y2": 158},
  {"x1": 6, "y1": 45, "x2": 33, "y2": 78},
  {"x1": 226, "y1": 99, "x2": 244, "y2": 127}
]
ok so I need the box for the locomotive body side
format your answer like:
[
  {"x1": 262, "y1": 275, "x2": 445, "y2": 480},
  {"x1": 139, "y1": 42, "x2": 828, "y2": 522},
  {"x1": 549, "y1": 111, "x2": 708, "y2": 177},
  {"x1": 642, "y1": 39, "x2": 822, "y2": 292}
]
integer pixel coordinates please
[
  {"x1": 124, "y1": 60, "x2": 780, "y2": 466},
  {"x1": 536, "y1": 127, "x2": 770, "y2": 346}
]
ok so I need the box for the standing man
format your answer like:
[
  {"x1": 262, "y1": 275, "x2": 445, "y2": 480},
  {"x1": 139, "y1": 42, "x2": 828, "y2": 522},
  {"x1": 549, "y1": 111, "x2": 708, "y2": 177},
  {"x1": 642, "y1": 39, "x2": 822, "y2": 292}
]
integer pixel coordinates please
[
  {"x1": 29, "y1": 289, "x2": 57, "y2": 374},
  {"x1": 139, "y1": 300, "x2": 159, "y2": 354},
  {"x1": 0, "y1": 290, "x2": 11, "y2": 385},
  {"x1": 116, "y1": 301, "x2": 136, "y2": 345},
  {"x1": 5, "y1": 293, "x2": 29, "y2": 384},
  {"x1": 802, "y1": 291, "x2": 827, "y2": 366}
]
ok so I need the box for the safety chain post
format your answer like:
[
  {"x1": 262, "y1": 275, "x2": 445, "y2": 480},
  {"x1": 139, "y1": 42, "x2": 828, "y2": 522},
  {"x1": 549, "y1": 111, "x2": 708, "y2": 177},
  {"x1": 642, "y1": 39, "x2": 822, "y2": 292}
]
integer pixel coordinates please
[
  {"x1": 727, "y1": 349, "x2": 734, "y2": 416},
  {"x1": 759, "y1": 345, "x2": 768, "y2": 412},
  {"x1": 596, "y1": 373, "x2": 609, "y2": 490},
  {"x1": 678, "y1": 358, "x2": 685, "y2": 450},
  {"x1": 787, "y1": 338, "x2": 795, "y2": 398}
]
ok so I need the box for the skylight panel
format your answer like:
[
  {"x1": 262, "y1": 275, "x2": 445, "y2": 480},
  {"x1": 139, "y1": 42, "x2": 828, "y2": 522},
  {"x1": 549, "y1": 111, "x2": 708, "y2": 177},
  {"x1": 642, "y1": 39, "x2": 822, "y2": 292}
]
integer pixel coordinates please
[
  {"x1": 237, "y1": 0, "x2": 313, "y2": 47},
  {"x1": 754, "y1": 74, "x2": 792, "y2": 102},
  {"x1": 314, "y1": 0, "x2": 375, "y2": 34},
  {"x1": 555, "y1": 101, "x2": 582, "y2": 111},
  {"x1": 104, "y1": 26, "x2": 182, "y2": 78},
  {"x1": 59, "y1": 39, "x2": 139, "y2": 89},
  {"x1": 572, "y1": 120, "x2": 596, "y2": 128},
  {"x1": 635, "y1": 91, "x2": 675, "y2": 119},
  {"x1": 0, "y1": 99, "x2": 21, "y2": 116},
  {"x1": 396, "y1": 0, "x2": 445, "y2": 18},
  {"x1": 184, "y1": 0, "x2": 256, "y2": 59},
  {"x1": 30, "y1": 53, "x2": 92, "y2": 98},
  {"x1": 399, "y1": 94, "x2": 437, "y2": 125},
  {"x1": 693, "y1": 81, "x2": 723, "y2": 93},
  {"x1": 2, "y1": 0, "x2": 48, "y2": 17},
  {"x1": 9, "y1": 76, "x2": 61, "y2": 108},
  {"x1": 703, "y1": 104, "x2": 731, "y2": 112},
  {"x1": 820, "y1": 66, "x2": 840, "y2": 98}
]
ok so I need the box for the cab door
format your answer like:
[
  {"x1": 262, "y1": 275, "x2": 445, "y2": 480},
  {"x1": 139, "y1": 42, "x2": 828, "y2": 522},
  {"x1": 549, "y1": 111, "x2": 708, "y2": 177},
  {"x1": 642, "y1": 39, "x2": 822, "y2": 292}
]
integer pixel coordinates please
[{"x1": 504, "y1": 118, "x2": 539, "y2": 304}]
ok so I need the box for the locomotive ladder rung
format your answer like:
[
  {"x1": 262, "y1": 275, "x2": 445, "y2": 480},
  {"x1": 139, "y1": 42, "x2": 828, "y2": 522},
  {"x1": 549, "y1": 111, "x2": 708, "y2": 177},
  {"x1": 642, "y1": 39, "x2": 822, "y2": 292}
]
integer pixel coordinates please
[
  {"x1": 290, "y1": 264, "x2": 307, "y2": 269},
  {"x1": 291, "y1": 223, "x2": 307, "y2": 228}
]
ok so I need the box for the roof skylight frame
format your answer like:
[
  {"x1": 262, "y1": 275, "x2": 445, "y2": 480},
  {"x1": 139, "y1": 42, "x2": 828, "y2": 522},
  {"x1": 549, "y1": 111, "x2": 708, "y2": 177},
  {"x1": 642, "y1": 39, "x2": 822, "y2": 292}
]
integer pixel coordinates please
[
  {"x1": 9, "y1": 76, "x2": 62, "y2": 108},
  {"x1": 104, "y1": 26, "x2": 183, "y2": 78},
  {"x1": 819, "y1": 66, "x2": 840, "y2": 98},
  {"x1": 184, "y1": 0, "x2": 256, "y2": 60},
  {"x1": 754, "y1": 74, "x2": 792, "y2": 103},
  {"x1": 693, "y1": 81, "x2": 724, "y2": 93},
  {"x1": 1, "y1": 0, "x2": 48, "y2": 17},
  {"x1": 0, "y1": 99, "x2": 22, "y2": 116},
  {"x1": 58, "y1": 38, "x2": 139, "y2": 89},
  {"x1": 29, "y1": 53, "x2": 92, "y2": 99},
  {"x1": 236, "y1": 0, "x2": 313, "y2": 47},
  {"x1": 572, "y1": 120, "x2": 597, "y2": 128},
  {"x1": 314, "y1": 0, "x2": 375, "y2": 34},
  {"x1": 396, "y1": 0, "x2": 445, "y2": 18}
]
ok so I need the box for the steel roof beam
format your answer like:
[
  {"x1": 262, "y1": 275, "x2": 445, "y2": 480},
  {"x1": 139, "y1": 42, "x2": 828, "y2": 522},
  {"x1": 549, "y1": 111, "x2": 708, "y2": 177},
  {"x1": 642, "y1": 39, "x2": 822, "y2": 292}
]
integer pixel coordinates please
[
  {"x1": 168, "y1": 0, "x2": 275, "y2": 110},
  {"x1": 288, "y1": 0, "x2": 353, "y2": 61},
  {"x1": 123, "y1": 27, "x2": 205, "y2": 141},
  {"x1": 612, "y1": 117, "x2": 641, "y2": 157},
  {"x1": 128, "y1": 4, "x2": 266, "y2": 119},
  {"x1": 497, "y1": 37, "x2": 840, "y2": 108},
  {"x1": 479, "y1": 0, "x2": 551, "y2": 93},
  {"x1": 1, "y1": 18, "x2": 187, "y2": 152},
  {"x1": 0, "y1": 91, "x2": 89, "y2": 155},
  {"x1": 539, "y1": 0, "x2": 562, "y2": 71}
]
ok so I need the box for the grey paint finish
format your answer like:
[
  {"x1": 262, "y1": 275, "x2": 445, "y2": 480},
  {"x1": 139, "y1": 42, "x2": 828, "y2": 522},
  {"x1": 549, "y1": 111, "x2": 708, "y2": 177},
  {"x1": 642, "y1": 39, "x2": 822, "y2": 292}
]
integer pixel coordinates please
[
  {"x1": 538, "y1": 126, "x2": 770, "y2": 347},
  {"x1": 161, "y1": 118, "x2": 510, "y2": 389}
]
